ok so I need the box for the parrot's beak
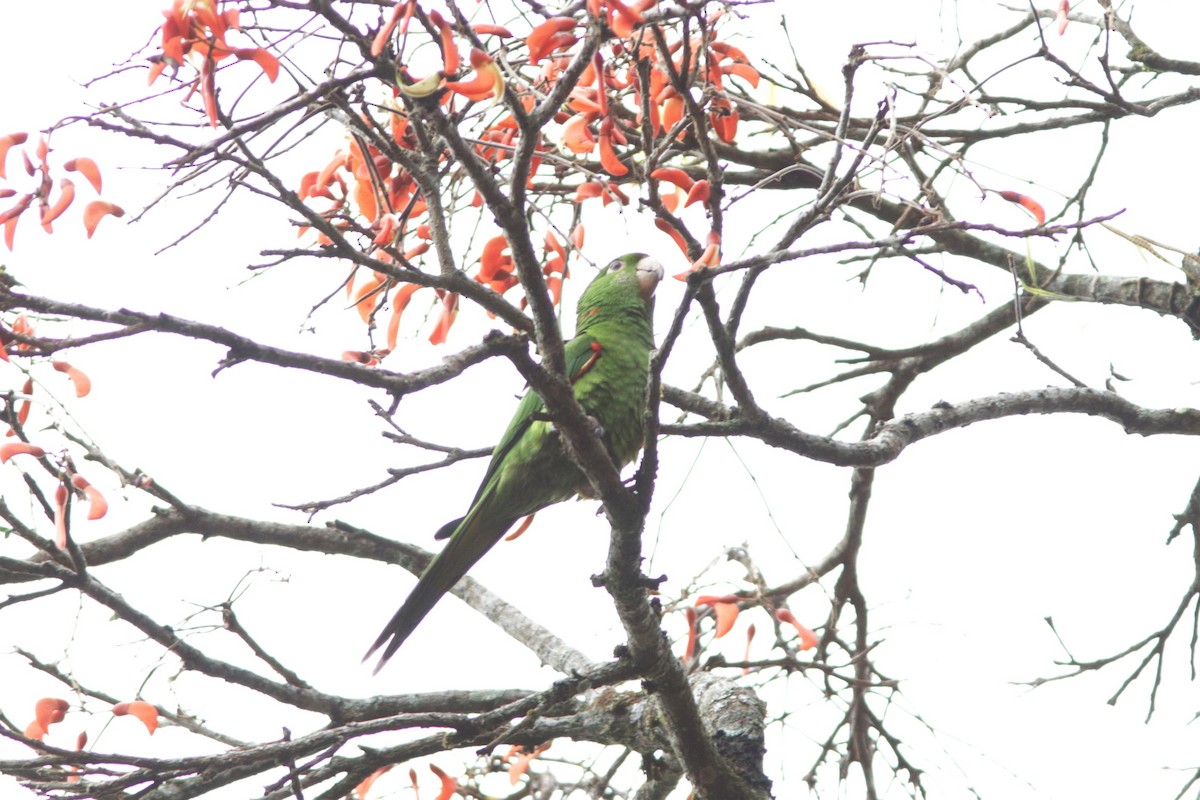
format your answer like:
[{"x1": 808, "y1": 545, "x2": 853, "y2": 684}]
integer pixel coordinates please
[{"x1": 635, "y1": 256, "x2": 664, "y2": 300}]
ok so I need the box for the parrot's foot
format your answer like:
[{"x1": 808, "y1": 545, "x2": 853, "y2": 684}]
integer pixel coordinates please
[{"x1": 585, "y1": 413, "x2": 607, "y2": 441}]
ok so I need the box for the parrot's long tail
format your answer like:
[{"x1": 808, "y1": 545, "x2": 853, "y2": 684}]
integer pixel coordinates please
[{"x1": 365, "y1": 510, "x2": 513, "y2": 672}]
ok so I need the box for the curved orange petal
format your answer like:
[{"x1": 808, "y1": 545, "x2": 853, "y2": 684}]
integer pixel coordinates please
[
  {"x1": 695, "y1": 595, "x2": 741, "y2": 638},
  {"x1": 52, "y1": 361, "x2": 91, "y2": 398},
  {"x1": 660, "y1": 187, "x2": 681, "y2": 213},
  {"x1": 1056, "y1": 0, "x2": 1070, "y2": 35},
  {"x1": 356, "y1": 765, "x2": 393, "y2": 799},
  {"x1": 0, "y1": 193, "x2": 32, "y2": 227},
  {"x1": 544, "y1": 230, "x2": 566, "y2": 262},
  {"x1": 444, "y1": 49, "x2": 504, "y2": 102},
  {"x1": 526, "y1": 16, "x2": 577, "y2": 65},
  {"x1": 0, "y1": 132, "x2": 28, "y2": 181},
  {"x1": 597, "y1": 121, "x2": 627, "y2": 177},
  {"x1": 429, "y1": 764, "x2": 457, "y2": 800},
  {"x1": 371, "y1": 0, "x2": 412, "y2": 57},
  {"x1": 82, "y1": 201, "x2": 125, "y2": 239},
  {"x1": 429, "y1": 11, "x2": 460, "y2": 74},
  {"x1": 573, "y1": 181, "x2": 603, "y2": 203},
  {"x1": 35, "y1": 697, "x2": 69, "y2": 730},
  {"x1": 684, "y1": 179, "x2": 710, "y2": 208},
  {"x1": 503, "y1": 514, "x2": 536, "y2": 541},
  {"x1": 682, "y1": 606, "x2": 698, "y2": 660},
  {"x1": 83, "y1": 484, "x2": 108, "y2": 520},
  {"x1": 39, "y1": 179, "x2": 75, "y2": 233},
  {"x1": 472, "y1": 23, "x2": 513, "y2": 38},
  {"x1": 428, "y1": 292, "x2": 458, "y2": 345},
  {"x1": 545, "y1": 274, "x2": 563, "y2": 305},
  {"x1": 354, "y1": 178, "x2": 378, "y2": 223},
  {"x1": 113, "y1": 700, "x2": 158, "y2": 734},
  {"x1": 63, "y1": 158, "x2": 102, "y2": 193},
  {"x1": 561, "y1": 113, "x2": 596, "y2": 154},
  {"x1": 354, "y1": 274, "x2": 386, "y2": 322},
  {"x1": 742, "y1": 623, "x2": 756, "y2": 673},
  {"x1": 0, "y1": 442, "x2": 45, "y2": 463},
  {"x1": 775, "y1": 608, "x2": 818, "y2": 650},
  {"x1": 234, "y1": 48, "x2": 280, "y2": 82},
  {"x1": 712, "y1": 601, "x2": 738, "y2": 637},
  {"x1": 386, "y1": 283, "x2": 422, "y2": 351},
  {"x1": 722, "y1": 62, "x2": 760, "y2": 88},
  {"x1": 655, "y1": 218, "x2": 689, "y2": 257},
  {"x1": 998, "y1": 189, "x2": 1046, "y2": 225},
  {"x1": 650, "y1": 167, "x2": 694, "y2": 191},
  {"x1": 660, "y1": 95, "x2": 684, "y2": 134}
]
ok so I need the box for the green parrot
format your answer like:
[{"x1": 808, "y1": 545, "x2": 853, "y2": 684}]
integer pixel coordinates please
[{"x1": 366, "y1": 253, "x2": 665, "y2": 669}]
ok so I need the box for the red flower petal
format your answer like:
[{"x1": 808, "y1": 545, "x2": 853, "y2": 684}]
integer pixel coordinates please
[
  {"x1": 113, "y1": 700, "x2": 158, "y2": 734},
  {"x1": 82, "y1": 201, "x2": 125, "y2": 238},
  {"x1": 63, "y1": 156, "x2": 102, "y2": 193},
  {"x1": 0, "y1": 442, "x2": 45, "y2": 463},
  {"x1": 998, "y1": 190, "x2": 1046, "y2": 225},
  {"x1": 0, "y1": 132, "x2": 28, "y2": 181},
  {"x1": 52, "y1": 360, "x2": 91, "y2": 397}
]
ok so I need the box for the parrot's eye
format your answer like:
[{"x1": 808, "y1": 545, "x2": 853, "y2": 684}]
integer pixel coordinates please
[{"x1": 606, "y1": 259, "x2": 622, "y2": 273}]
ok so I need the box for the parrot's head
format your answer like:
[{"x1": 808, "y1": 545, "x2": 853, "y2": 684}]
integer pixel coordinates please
[
  {"x1": 597, "y1": 252, "x2": 663, "y2": 298},
  {"x1": 576, "y1": 253, "x2": 664, "y2": 329}
]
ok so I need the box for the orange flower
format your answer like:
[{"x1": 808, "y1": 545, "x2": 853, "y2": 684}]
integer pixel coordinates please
[
  {"x1": 386, "y1": 283, "x2": 423, "y2": 351},
  {"x1": 476, "y1": 234, "x2": 517, "y2": 294},
  {"x1": 695, "y1": 594, "x2": 740, "y2": 638},
  {"x1": 1, "y1": 193, "x2": 32, "y2": 250},
  {"x1": 354, "y1": 765, "x2": 393, "y2": 799},
  {"x1": 0, "y1": 442, "x2": 45, "y2": 463},
  {"x1": 775, "y1": 608, "x2": 818, "y2": 650},
  {"x1": 428, "y1": 11, "x2": 460, "y2": 74},
  {"x1": 682, "y1": 606, "x2": 698, "y2": 661},
  {"x1": 684, "y1": 179, "x2": 710, "y2": 208},
  {"x1": 527, "y1": 17, "x2": 578, "y2": 65},
  {"x1": 0, "y1": 132, "x2": 29, "y2": 180},
  {"x1": 63, "y1": 158, "x2": 102, "y2": 192},
  {"x1": 998, "y1": 189, "x2": 1046, "y2": 225},
  {"x1": 429, "y1": 764, "x2": 457, "y2": 800},
  {"x1": 650, "y1": 167, "x2": 695, "y2": 192},
  {"x1": 71, "y1": 473, "x2": 108, "y2": 520},
  {"x1": 742, "y1": 623, "x2": 756, "y2": 674},
  {"x1": 444, "y1": 49, "x2": 504, "y2": 102},
  {"x1": 113, "y1": 700, "x2": 159, "y2": 734},
  {"x1": 675, "y1": 230, "x2": 720, "y2": 278},
  {"x1": 507, "y1": 741, "x2": 552, "y2": 784},
  {"x1": 1056, "y1": 0, "x2": 1070, "y2": 35},
  {"x1": 561, "y1": 112, "x2": 597, "y2": 154},
  {"x1": 597, "y1": 118, "x2": 627, "y2": 177},
  {"x1": 709, "y1": 98, "x2": 738, "y2": 143},
  {"x1": 52, "y1": 360, "x2": 91, "y2": 397},
  {"x1": 53, "y1": 483, "x2": 68, "y2": 548},
  {"x1": 428, "y1": 291, "x2": 459, "y2": 345},
  {"x1": 472, "y1": 23, "x2": 513, "y2": 38},
  {"x1": 35, "y1": 697, "x2": 69, "y2": 731},
  {"x1": 371, "y1": 0, "x2": 414, "y2": 57}
]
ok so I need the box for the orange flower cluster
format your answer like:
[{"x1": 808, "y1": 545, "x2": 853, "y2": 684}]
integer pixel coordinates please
[
  {"x1": 149, "y1": 0, "x2": 281, "y2": 127},
  {"x1": 353, "y1": 763, "x2": 458, "y2": 800},
  {"x1": 681, "y1": 594, "x2": 818, "y2": 664},
  {"x1": 22, "y1": 697, "x2": 157, "y2": 744},
  {"x1": 0, "y1": 314, "x2": 109, "y2": 543},
  {"x1": 0, "y1": 133, "x2": 123, "y2": 250},
  {"x1": 299, "y1": 1, "x2": 767, "y2": 355}
]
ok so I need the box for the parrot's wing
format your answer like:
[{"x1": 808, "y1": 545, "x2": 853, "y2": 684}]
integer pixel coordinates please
[{"x1": 441, "y1": 332, "x2": 601, "y2": 532}]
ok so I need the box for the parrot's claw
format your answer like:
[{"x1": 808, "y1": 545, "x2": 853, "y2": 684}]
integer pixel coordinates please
[{"x1": 585, "y1": 414, "x2": 606, "y2": 440}]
